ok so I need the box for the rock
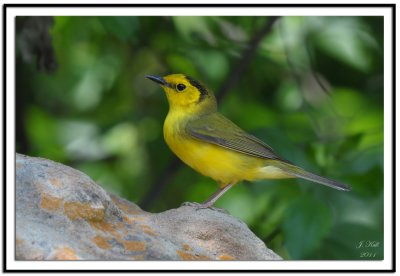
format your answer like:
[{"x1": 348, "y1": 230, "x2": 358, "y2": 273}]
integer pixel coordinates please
[{"x1": 16, "y1": 153, "x2": 282, "y2": 261}]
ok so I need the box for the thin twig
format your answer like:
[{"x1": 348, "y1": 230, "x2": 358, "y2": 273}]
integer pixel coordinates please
[
  {"x1": 304, "y1": 40, "x2": 331, "y2": 96},
  {"x1": 264, "y1": 226, "x2": 281, "y2": 244}
]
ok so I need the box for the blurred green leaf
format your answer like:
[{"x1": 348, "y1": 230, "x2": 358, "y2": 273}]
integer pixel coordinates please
[
  {"x1": 189, "y1": 50, "x2": 229, "y2": 81},
  {"x1": 282, "y1": 197, "x2": 333, "y2": 259},
  {"x1": 98, "y1": 16, "x2": 139, "y2": 41},
  {"x1": 348, "y1": 166, "x2": 383, "y2": 197},
  {"x1": 310, "y1": 17, "x2": 378, "y2": 72},
  {"x1": 25, "y1": 106, "x2": 66, "y2": 161},
  {"x1": 315, "y1": 222, "x2": 383, "y2": 260},
  {"x1": 173, "y1": 17, "x2": 215, "y2": 45}
]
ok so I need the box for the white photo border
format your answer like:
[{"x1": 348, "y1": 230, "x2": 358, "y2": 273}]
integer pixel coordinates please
[{"x1": 3, "y1": 3, "x2": 395, "y2": 272}]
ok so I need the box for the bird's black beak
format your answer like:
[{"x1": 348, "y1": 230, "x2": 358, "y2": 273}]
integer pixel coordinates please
[{"x1": 146, "y1": 75, "x2": 167, "y2": 86}]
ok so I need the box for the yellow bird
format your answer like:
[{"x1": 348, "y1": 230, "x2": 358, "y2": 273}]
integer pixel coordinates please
[{"x1": 147, "y1": 74, "x2": 350, "y2": 208}]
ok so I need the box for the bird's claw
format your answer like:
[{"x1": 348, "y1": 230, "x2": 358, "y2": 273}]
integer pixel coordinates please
[{"x1": 181, "y1": 202, "x2": 230, "y2": 214}]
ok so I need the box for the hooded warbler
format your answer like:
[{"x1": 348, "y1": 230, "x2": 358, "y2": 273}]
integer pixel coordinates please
[{"x1": 147, "y1": 74, "x2": 350, "y2": 208}]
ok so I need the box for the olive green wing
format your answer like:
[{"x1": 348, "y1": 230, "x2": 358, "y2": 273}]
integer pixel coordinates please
[
  {"x1": 185, "y1": 113, "x2": 292, "y2": 163},
  {"x1": 186, "y1": 113, "x2": 351, "y2": 191}
]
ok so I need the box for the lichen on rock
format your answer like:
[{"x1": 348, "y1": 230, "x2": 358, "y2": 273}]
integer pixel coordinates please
[{"x1": 16, "y1": 153, "x2": 282, "y2": 261}]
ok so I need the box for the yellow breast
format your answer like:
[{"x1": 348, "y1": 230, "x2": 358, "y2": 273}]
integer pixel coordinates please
[{"x1": 163, "y1": 111, "x2": 266, "y2": 185}]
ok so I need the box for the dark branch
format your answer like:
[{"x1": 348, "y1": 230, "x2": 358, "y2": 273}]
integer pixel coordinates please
[{"x1": 217, "y1": 16, "x2": 280, "y2": 102}]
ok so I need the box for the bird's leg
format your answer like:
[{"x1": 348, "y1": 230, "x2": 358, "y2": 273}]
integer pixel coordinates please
[
  {"x1": 197, "y1": 183, "x2": 234, "y2": 209},
  {"x1": 181, "y1": 183, "x2": 234, "y2": 212}
]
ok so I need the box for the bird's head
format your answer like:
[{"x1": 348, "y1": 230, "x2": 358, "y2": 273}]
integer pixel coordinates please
[{"x1": 146, "y1": 74, "x2": 217, "y2": 113}]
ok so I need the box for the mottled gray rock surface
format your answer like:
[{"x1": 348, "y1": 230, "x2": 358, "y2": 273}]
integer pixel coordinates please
[{"x1": 16, "y1": 153, "x2": 282, "y2": 261}]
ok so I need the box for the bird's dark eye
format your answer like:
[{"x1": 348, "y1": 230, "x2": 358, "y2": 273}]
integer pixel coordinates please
[{"x1": 176, "y1": 83, "x2": 186, "y2": 92}]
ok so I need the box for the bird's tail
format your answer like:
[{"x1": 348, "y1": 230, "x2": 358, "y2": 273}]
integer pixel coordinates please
[{"x1": 273, "y1": 162, "x2": 351, "y2": 191}]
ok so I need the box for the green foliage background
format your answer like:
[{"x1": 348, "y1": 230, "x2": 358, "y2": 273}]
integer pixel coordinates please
[{"x1": 16, "y1": 16, "x2": 384, "y2": 260}]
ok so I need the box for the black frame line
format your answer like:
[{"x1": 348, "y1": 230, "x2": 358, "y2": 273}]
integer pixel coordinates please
[{"x1": 3, "y1": 3, "x2": 395, "y2": 273}]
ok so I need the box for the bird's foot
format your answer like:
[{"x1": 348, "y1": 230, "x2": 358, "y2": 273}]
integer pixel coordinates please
[{"x1": 181, "y1": 202, "x2": 229, "y2": 214}]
